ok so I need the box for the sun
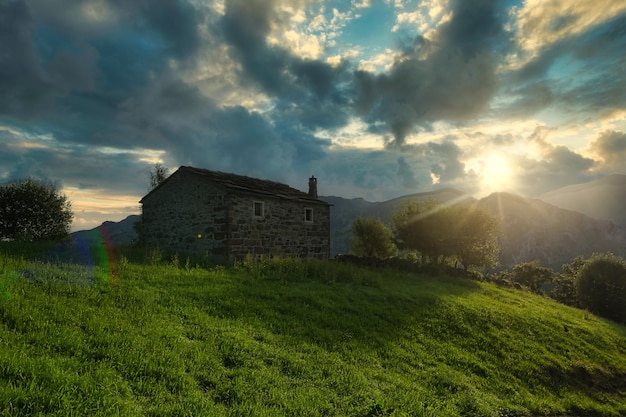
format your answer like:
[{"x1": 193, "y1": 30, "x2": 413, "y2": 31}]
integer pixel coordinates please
[{"x1": 479, "y1": 152, "x2": 515, "y2": 194}]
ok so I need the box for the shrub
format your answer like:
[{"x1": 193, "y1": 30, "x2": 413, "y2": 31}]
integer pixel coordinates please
[
  {"x1": 576, "y1": 253, "x2": 626, "y2": 323},
  {"x1": 508, "y1": 262, "x2": 556, "y2": 294},
  {"x1": 549, "y1": 274, "x2": 578, "y2": 307},
  {"x1": 350, "y1": 216, "x2": 397, "y2": 259}
]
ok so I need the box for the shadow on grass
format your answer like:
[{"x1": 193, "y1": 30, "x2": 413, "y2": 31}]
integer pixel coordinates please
[{"x1": 164, "y1": 257, "x2": 483, "y2": 355}]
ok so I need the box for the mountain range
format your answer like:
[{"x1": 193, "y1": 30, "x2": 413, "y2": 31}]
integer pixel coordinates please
[{"x1": 74, "y1": 175, "x2": 626, "y2": 270}]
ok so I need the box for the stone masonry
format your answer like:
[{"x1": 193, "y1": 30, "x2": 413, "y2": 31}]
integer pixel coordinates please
[{"x1": 140, "y1": 166, "x2": 331, "y2": 261}]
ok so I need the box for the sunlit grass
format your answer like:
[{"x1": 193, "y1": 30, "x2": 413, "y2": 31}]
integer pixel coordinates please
[{"x1": 0, "y1": 245, "x2": 625, "y2": 416}]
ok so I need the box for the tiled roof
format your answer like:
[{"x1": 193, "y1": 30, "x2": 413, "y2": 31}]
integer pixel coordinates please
[{"x1": 146, "y1": 166, "x2": 328, "y2": 204}]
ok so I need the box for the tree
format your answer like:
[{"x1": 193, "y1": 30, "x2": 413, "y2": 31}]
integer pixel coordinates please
[
  {"x1": 507, "y1": 261, "x2": 555, "y2": 294},
  {"x1": 0, "y1": 178, "x2": 73, "y2": 241},
  {"x1": 551, "y1": 256, "x2": 587, "y2": 306},
  {"x1": 149, "y1": 163, "x2": 168, "y2": 189},
  {"x1": 576, "y1": 253, "x2": 626, "y2": 323},
  {"x1": 391, "y1": 199, "x2": 443, "y2": 263},
  {"x1": 550, "y1": 273, "x2": 578, "y2": 307},
  {"x1": 350, "y1": 216, "x2": 398, "y2": 258},
  {"x1": 450, "y1": 204, "x2": 500, "y2": 271},
  {"x1": 391, "y1": 200, "x2": 500, "y2": 270}
]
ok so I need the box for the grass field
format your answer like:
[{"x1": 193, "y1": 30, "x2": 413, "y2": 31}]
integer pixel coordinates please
[{"x1": 1, "y1": 244, "x2": 625, "y2": 416}]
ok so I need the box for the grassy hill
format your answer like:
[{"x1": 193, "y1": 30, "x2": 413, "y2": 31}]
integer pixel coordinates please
[{"x1": 1, "y1": 247, "x2": 625, "y2": 416}]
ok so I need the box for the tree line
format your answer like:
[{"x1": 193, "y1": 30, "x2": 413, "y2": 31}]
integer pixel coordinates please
[
  {"x1": 349, "y1": 201, "x2": 626, "y2": 324},
  {"x1": 350, "y1": 199, "x2": 500, "y2": 271}
]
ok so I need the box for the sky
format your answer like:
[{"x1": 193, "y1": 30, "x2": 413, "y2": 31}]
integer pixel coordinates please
[{"x1": 1, "y1": 0, "x2": 626, "y2": 231}]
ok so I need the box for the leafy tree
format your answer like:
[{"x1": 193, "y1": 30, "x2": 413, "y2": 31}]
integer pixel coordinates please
[
  {"x1": 507, "y1": 261, "x2": 555, "y2": 294},
  {"x1": 550, "y1": 256, "x2": 587, "y2": 307},
  {"x1": 0, "y1": 178, "x2": 73, "y2": 241},
  {"x1": 576, "y1": 253, "x2": 626, "y2": 323},
  {"x1": 149, "y1": 163, "x2": 168, "y2": 189},
  {"x1": 391, "y1": 199, "x2": 443, "y2": 263},
  {"x1": 350, "y1": 216, "x2": 398, "y2": 258},
  {"x1": 549, "y1": 273, "x2": 578, "y2": 307},
  {"x1": 392, "y1": 200, "x2": 500, "y2": 270},
  {"x1": 449, "y1": 204, "x2": 500, "y2": 271},
  {"x1": 562, "y1": 255, "x2": 586, "y2": 278}
]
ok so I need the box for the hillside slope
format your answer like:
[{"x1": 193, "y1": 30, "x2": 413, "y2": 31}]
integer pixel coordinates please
[
  {"x1": 1, "y1": 253, "x2": 625, "y2": 416},
  {"x1": 72, "y1": 214, "x2": 140, "y2": 247},
  {"x1": 478, "y1": 192, "x2": 625, "y2": 268},
  {"x1": 539, "y1": 174, "x2": 626, "y2": 226}
]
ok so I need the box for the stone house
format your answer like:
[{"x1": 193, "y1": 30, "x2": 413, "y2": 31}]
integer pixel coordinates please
[{"x1": 139, "y1": 166, "x2": 331, "y2": 261}]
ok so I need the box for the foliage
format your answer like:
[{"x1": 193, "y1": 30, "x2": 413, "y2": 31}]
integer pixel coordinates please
[
  {"x1": 0, "y1": 178, "x2": 73, "y2": 242},
  {"x1": 391, "y1": 198, "x2": 446, "y2": 263},
  {"x1": 448, "y1": 204, "x2": 500, "y2": 271},
  {"x1": 1, "y1": 247, "x2": 625, "y2": 416},
  {"x1": 550, "y1": 256, "x2": 587, "y2": 307},
  {"x1": 576, "y1": 253, "x2": 626, "y2": 323},
  {"x1": 149, "y1": 163, "x2": 168, "y2": 190},
  {"x1": 549, "y1": 273, "x2": 578, "y2": 307},
  {"x1": 391, "y1": 200, "x2": 500, "y2": 270},
  {"x1": 506, "y1": 261, "x2": 556, "y2": 294},
  {"x1": 350, "y1": 216, "x2": 397, "y2": 258}
]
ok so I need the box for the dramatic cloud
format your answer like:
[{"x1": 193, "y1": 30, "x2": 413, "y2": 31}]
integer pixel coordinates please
[
  {"x1": 0, "y1": 0, "x2": 624, "y2": 229},
  {"x1": 355, "y1": 0, "x2": 510, "y2": 146},
  {"x1": 589, "y1": 130, "x2": 626, "y2": 172},
  {"x1": 0, "y1": 1, "x2": 56, "y2": 118},
  {"x1": 219, "y1": 0, "x2": 352, "y2": 131}
]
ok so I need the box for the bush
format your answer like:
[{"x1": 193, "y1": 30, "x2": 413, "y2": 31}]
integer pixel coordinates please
[
  {"x1": 0, "y1": 178, "x2": 73, "y2": 241},
  {"x1": 507, "y1": 262, "x2": 556, "y2": 294},
  {"x1": 576, "y1": 253, "x2": 626, "y2": 323},
  {"x1": 549, "y1": 274, "x2": 578, "y2": 307},
  {"x1": 350, "y1": 216, "x2": 397, "y2": 258}
]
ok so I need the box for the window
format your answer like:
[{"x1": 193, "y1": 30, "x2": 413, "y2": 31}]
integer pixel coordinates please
[
  {"x1": 253, "y1": 201, "x2": 264, "y2": 218},
  {"x1": 304, "y1": 207, "x2": 313, "y2": 223}
]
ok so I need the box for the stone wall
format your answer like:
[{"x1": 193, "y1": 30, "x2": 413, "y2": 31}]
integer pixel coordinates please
[
  {"x1": 226, "y1": 194, "x2": 330, "y2": 260},
  {"x1": 141, "y1": 171, "x2": 330, "y2": 261},
  {"x1": 141, "y1": 172, "x2": 230, "y2": 257}
]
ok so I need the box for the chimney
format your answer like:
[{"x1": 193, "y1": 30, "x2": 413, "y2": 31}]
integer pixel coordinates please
[{"x1": 308, "y1": 176, "x2": 318, "y2": 199}]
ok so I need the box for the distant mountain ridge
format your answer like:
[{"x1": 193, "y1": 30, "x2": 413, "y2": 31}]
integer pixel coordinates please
[
  {"x1": 72, "y1": 215, "x2": 140, "y2": 247},
  {"x1": 477, "y1": 192, "x2": 625, "y2": 268},
  {"x1": 539, "y1": 174, "x2": 626, "y2": 226},
  {"x1": 322, "y1": 188, "x2": 474, "y2": 256},
  {"x1": 73, "y1": 176, "x2": 626, "y2": 269}
]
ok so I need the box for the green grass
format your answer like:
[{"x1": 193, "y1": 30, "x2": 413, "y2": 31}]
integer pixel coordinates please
[{"x1": 0, "y1": 246, "x2": 625, "y2": 416}]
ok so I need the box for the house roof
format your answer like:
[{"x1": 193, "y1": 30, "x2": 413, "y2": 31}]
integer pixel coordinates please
[{"x1": 141, "y1": 166, "x2": 330, "y2": 205}]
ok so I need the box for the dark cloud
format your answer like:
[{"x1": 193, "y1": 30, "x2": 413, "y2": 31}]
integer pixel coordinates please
[
  {"x1": 499, "y1": 81, "x2": 554, "y2": 118},
  {"x1": 512, "y1": 130, "x2": 596, "y2": 195},
  {"x1": 355, "y1": 0, "x2": 510, "y2": 146},
  {"x1": 504, "y1": 11, "x2": 626, "y2": 120},
  {"x1": 219, "y1": 0, "x2": 351, "y2": 130},
  {"x1": 105, "y1": 0, "x2": 203, "y2": 61},
  {"x1": 0, "y1": 131, "x2": 148, "y2": 196},
  {"x1": 397, "y1": 156, "x2": 418, "y2": 188},
  {"x1": 0, "y1": 1, "x2": 56, "y2": 118},
  {"x1": 589, "y1": 130, "x2": 626, "y2": 172},
  {"x1": 423, "y1": 141, "x2": 466, "y2": 182},
  {"x1": 0, "y1": 0, "x2": 204, "y2": 146},
  {"x1": 113, "y1": 78, "x2": 331, "y2": 182},
  {"x1": 0, "y1": 0, "x2": 624, "y2": 230}
]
